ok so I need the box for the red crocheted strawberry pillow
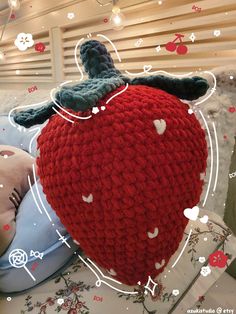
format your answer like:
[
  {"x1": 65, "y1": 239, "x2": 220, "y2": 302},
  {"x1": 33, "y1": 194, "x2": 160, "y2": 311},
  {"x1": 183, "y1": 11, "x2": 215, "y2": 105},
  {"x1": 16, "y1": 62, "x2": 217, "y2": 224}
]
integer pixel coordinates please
[{"x1": 14, "y1": 40, "x2": 208, "y2": 286}]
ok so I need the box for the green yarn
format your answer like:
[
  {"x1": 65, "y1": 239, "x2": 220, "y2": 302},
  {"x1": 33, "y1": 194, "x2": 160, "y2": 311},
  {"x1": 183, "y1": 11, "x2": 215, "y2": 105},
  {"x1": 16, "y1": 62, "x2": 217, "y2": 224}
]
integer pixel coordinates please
[
  {"x1": 14, "y1": 103, "x2": 55, "y2": 128},
  {"x1": 14, "y1": 40, "x2": 209, "y2": 127},
  {"x1": 57, "y1": 77, "x2": 125, "y2": 111},
  {"x1": 131, "y1": 75, "x2": 209, "y2": 101}
]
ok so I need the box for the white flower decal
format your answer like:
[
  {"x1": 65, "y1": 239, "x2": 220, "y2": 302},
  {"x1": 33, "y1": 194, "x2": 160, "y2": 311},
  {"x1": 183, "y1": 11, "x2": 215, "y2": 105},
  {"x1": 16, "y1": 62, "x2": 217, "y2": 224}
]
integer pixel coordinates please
[
  {"x1": 200, "y1": 266, "x2": 211, "y2": 277},
  {"x1": 198, "y1": 256, "x2": 206, "y2": 263},
  {"x1": 172, "y1": 289, "x2": 179, "y2": 296},
  {"x1": 14, "y1": 33, "x2": 34, "y2": 51},
  {"x1": 67, "y1": 12, "x2": 75, "y2": 20}
]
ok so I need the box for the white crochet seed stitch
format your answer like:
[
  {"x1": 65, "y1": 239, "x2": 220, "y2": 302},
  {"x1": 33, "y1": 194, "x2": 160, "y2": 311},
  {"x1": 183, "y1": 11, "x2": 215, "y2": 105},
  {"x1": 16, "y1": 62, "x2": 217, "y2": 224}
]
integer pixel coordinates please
[
  {"x1": 82, "y1": 194, "x2": 93, "y2": 203},
  {"x1": 147, "y1": 227, "x2": 159, "y2": 239},
  {"x1": 155, "y1": 259, "x2": 165, "y2": 270},
  {"x1": 108, "y1": 268, "x2": 117, "y2": 276},
  {"x1": 153, "y1": 119, "x2": 166, "y2": 135}
]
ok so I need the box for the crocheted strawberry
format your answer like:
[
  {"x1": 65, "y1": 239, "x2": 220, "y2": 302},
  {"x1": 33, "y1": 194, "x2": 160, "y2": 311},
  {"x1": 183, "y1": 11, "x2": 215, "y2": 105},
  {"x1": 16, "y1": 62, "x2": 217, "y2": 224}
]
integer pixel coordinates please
[{"x1": 15, "y1": 40, "x2": 208, "y2": 286}]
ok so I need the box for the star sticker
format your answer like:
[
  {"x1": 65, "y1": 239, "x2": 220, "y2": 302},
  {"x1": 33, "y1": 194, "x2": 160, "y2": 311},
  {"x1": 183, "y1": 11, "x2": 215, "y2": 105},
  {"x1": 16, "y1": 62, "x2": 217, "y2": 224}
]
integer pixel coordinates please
[
  {"x1": 189, "y1": 33, "x2": 196, "y2": 42},
  {"x1": 155, "y1": 45, "x2": 161, "y2": 53},
  {"x1": 92, "y1": 107, "x2": 99, "y2": 114},
  {"x1": 144, "y1": 276, "x2": 158, "y2": 296}
]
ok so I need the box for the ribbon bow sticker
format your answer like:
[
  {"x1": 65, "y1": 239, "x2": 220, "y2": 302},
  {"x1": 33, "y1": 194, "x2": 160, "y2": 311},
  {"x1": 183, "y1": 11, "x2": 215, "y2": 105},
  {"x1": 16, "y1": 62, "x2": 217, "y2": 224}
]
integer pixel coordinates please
[{"x1": 30, "y1": 250, "x2": 44, "y2": 260}]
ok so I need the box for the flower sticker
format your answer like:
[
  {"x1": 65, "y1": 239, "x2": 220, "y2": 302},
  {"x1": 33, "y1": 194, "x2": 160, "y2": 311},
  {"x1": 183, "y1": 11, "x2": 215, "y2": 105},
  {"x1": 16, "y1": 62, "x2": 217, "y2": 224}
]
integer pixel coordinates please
[
  {"x1": 15, "y1": 33, "x2": 34, "y2": 51},
  {"x1": 198, "y1": 256, "x2": 206, "y2": 263},
  {"x1": 172, "y1": 289, "x2": 179, "y2": 296},
  {"x1": 213, "y1": 30, "x2": 221, "y2": 37},
  {"x1": 35, "y1": 42, "x2": 46, "y2": 53},
  {"x1": 200, "y1": 266, "x2": 211, "y2": 277},
  {"x1": 209, "y1": 250, "x2": 228, "y2": 268},
  {"x1": 67, "y1": 12, "x2": 75, "y2": 20}
]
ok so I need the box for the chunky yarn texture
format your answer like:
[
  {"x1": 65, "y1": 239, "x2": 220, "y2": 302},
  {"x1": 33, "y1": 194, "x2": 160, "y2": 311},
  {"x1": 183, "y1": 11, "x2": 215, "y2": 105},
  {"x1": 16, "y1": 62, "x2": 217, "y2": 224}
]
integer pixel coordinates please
[
  {"x1": 37, "y1": 84, "x2": 207, "y2": 285},
  {"x1": 14, "y1": 39, "x2": 209, "y2": 285},
  {"x1": 14, "y1": 40, "x2": 208, "y2": 128}
]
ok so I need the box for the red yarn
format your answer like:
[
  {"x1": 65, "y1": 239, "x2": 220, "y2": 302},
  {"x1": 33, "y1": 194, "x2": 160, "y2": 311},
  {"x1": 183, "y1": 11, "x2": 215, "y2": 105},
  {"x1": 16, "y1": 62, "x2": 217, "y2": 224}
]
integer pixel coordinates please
[{"x1": 37, "y1": 85, "x2": 207, "y2": 285}]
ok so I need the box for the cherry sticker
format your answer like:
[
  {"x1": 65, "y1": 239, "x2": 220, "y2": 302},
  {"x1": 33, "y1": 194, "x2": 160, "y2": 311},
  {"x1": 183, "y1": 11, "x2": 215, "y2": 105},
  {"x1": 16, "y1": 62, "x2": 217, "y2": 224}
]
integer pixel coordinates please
[{"x1": 165, "y1": 34, "x2": 188, "y2": 55}]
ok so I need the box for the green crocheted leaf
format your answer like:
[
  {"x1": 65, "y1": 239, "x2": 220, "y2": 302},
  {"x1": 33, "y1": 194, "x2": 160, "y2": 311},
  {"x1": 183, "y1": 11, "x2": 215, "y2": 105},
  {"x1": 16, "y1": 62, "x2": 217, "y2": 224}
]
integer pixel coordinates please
[
  {"x1": 14, "y1": 40, "x2": 210, "y2": 128},
  {"x1": 57, "y1": 77, "x2": 125, "y2": 112},
  {"x1": 131, "y1": 75, "x2": 209, "y2": 100},
  {"x1": 14, "y1": 103, "x2": 55, "y2": 128},
  {"x1": 14, "y1": 77, "x2": 126, "y2": 127}
]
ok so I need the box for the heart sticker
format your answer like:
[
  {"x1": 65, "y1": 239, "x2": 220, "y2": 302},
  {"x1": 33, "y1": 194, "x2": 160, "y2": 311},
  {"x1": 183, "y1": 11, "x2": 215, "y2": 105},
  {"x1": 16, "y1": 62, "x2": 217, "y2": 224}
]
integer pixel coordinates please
[
  {"x1": 147, "y1": 227, "x2": 159, "y2": 239},
  {"x1": 200, "y1": 215, "x2": 208, "y2": 224},
  {"x1": 153, "y1": 119, "x2": 167, "y2": 135},
  {"x1": 183, "y1": 206, "x2": 199, "y2": 221},
  {"x1": 143, "y1": 65, "x2": 152, "y2": 72}
]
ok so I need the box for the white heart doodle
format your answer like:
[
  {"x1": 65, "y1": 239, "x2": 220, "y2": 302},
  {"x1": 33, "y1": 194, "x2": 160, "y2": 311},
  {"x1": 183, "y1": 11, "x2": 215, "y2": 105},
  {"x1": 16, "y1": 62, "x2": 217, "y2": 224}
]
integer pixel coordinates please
[
  {"x1": 153, "y1": 119, "x2": 167, "y2": 135},
  {"x1": 143, "y1": 65, "x2": 152, "y2": 72},
  {"x1": 147, "y1": 227, "x2": 159, "y2": 239},
  {"x1": 199, "y1": 215, "x2": 208, "y2": 224},
  {"x1": 82, "y1": 193, "x2": 93, "y2": 203},
  {"x1": 183, "y1": 206, "x2": 199, "y2": 221}
]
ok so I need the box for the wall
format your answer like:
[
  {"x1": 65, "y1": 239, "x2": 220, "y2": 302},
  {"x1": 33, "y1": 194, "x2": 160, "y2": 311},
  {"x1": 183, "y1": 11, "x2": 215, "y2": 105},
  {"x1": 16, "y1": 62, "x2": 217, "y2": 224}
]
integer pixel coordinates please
[{"x1": 0, "y1": 0, "x2": 235, "y2": 87}]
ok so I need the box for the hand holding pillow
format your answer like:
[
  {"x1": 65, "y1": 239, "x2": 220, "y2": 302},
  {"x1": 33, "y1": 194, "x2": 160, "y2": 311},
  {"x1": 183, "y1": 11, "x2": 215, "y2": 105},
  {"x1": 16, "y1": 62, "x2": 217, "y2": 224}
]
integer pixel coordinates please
[{"x1": 0, "y1": 145, "x2": 35, "y2": 256}]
